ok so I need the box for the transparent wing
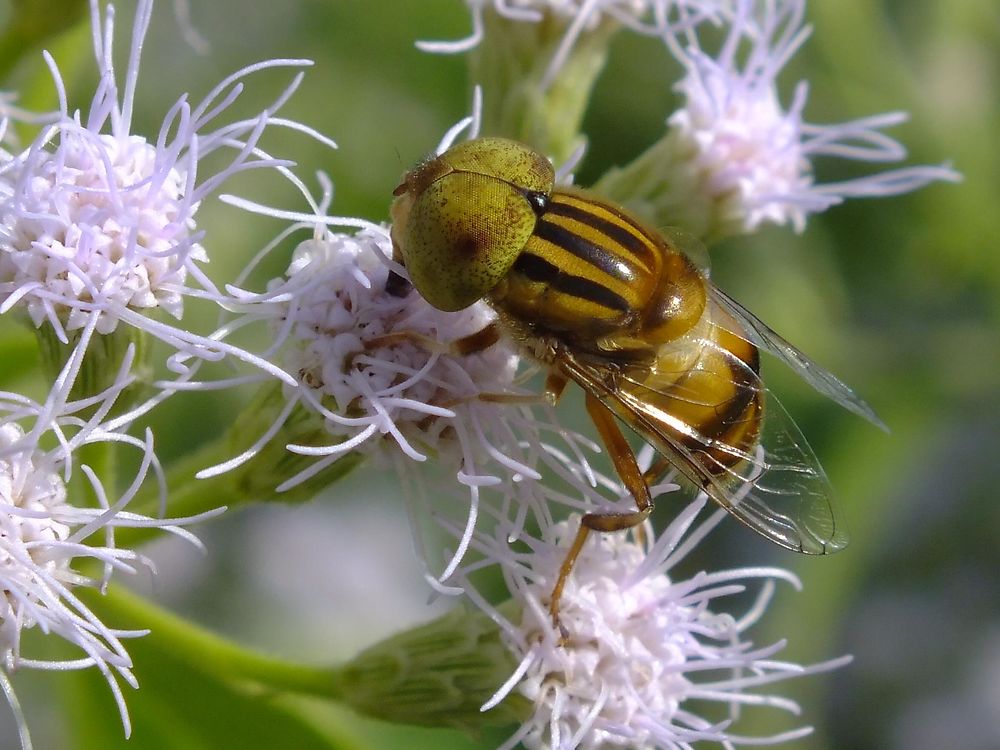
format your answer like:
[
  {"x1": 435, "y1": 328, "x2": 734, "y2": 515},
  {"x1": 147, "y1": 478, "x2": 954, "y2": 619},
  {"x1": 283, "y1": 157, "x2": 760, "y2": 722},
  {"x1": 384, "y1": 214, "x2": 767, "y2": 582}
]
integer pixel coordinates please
[
  {"x1": 658, "y1": 225, "x2": 883, "y2": 431},
  {"x1": 556, "y1": 345, "x2": 850, "y2": 555},
  {"x1": 660, "y1": 226, "x2": 711, "y2": 275},
  {"x1": 707, "y1": 285, "x2": 887, "y2": 431}
]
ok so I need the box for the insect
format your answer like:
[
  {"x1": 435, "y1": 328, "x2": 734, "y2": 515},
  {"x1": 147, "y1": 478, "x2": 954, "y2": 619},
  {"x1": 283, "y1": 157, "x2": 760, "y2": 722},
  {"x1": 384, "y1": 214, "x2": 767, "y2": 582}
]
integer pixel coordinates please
[{"x1": 389, "y1": 137, "x2": 884, "y2": 621}]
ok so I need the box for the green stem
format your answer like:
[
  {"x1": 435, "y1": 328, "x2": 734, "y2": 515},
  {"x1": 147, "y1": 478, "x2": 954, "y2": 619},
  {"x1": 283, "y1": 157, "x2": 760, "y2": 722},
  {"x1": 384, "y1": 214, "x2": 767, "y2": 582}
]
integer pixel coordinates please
[
  {"x1": 83, "y1": 586, "x2": 529, "y2": 733},
  {"x1": 471, "y1": 9, "x2": 617, "y2": 165},
  {"x1": 85, "y1": 584, "x2": 340, "y2": 699},
  {"x1": 120, "y1": 383, "x2": 365, "y2": 549}
]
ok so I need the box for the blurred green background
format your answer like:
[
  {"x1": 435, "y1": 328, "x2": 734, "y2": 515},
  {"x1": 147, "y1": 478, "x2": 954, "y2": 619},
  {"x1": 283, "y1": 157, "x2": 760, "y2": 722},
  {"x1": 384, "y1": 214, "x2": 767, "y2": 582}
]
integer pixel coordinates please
[{"x1": 0, "y1": 1, "x2": 996, "y2": 748}]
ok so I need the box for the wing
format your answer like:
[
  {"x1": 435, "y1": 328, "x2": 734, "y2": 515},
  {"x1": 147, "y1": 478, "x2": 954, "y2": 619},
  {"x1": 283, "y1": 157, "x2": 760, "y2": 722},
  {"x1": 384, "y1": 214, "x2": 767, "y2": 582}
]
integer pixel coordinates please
[
  {"x1": 707, "y1": 285, "x2": 887, "y2": 431},
  {"x1": 659, "y1": 226, "x2": 883, "y2": 431},
  {"x1": 556, "y1": 342, "x2": 850, "y2": 555}
]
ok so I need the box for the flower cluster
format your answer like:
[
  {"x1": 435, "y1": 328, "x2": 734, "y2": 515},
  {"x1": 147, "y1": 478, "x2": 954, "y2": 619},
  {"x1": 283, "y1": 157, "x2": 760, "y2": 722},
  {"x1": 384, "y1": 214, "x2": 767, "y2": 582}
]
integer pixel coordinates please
[
  {"x1": 259, "y1": 225, "x2": 521, "y2": 482},
  {"x1": 0, "y1": 0, "x2": 324, "y2": 743},
  {"x1": 494, "y1": 506, "x2": 850, "y2": 748},
  {"x1": 652, "y1": 0, "x2": 960, "y2": 237},
  {"x1": 0, "y1": 0, "x2": 331, "y2": 367}
]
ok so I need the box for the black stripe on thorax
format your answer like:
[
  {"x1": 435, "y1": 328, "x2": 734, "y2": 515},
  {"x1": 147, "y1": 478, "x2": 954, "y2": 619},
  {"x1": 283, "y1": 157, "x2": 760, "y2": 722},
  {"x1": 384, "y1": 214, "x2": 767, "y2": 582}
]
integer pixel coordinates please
[
  {"x1": 546, "y1": 195, "x2": 657, "y2": 268},
  {"x1": 512, "y1": 252, "x2": 631, "y2": 313},
  {"x1": 533, "y1": 218, "x2": 635, "y2": 283}
]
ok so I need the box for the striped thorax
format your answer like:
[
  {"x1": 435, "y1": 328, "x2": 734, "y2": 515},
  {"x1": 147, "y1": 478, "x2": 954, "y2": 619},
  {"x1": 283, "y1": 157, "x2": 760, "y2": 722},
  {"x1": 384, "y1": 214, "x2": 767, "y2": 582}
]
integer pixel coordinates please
[{"x1": 490, "y1": 186, "x2": 707, "y2": 359}]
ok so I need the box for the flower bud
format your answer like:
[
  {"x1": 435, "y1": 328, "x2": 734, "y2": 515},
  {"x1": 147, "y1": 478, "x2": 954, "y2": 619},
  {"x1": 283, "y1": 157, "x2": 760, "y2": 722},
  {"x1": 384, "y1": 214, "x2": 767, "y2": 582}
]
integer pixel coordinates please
[{"x1": 332, "y1": 606, "x2": 530, "y2": 732}]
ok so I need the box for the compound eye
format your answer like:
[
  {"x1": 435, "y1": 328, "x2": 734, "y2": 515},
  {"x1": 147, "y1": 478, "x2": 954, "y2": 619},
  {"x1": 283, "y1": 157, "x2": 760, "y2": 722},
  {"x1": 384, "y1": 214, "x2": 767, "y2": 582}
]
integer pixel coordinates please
[
  {"x1": 442, "y1": 137, "x2": 555, "y2": 196},
  {"x1": 390, "y1": 138, "x2": 556, "y2": 311},
  {"x1": 398, "y1": 170, "x2": 539, "y2": 311}
]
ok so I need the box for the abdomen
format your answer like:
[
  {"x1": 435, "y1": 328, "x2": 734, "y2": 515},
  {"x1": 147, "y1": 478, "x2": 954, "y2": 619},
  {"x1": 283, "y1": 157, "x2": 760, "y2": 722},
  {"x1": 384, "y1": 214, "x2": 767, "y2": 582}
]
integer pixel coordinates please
[{"x1": 638, "y1": 317, "x2": 764, "y2": 480}]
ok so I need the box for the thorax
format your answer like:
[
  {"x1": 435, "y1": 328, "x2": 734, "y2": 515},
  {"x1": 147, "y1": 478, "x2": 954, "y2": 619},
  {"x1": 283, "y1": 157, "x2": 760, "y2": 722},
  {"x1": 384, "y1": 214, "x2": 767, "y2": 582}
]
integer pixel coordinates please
[{"x1": 488, "y1": 187, "x2": 707, "y2": 362}]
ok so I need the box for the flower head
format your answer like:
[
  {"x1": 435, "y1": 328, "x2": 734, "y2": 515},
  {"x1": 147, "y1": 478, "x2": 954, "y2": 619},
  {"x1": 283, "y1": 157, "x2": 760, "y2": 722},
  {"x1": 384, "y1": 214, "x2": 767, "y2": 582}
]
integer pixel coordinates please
[
  {"x1": 595, "y1": 0, "x2": 960, "y2": 241},
  {"x1": 0, "y1": 415, "x2": 143, "y2": 733},
  {"x1": 0, "y1": 321, "x2": 221, "y2": 744},
  {"x1": 0, "y1": 0, "x2": 331, "y2": 365},
  {"x1": 1, "y1": 127, "x2": 200, "y2": 335},
  {"x1": 418, "y1": 0, "x2": 676, "y2": 57},
  {"x1": 473, "y1": 494, "x2": 849, "y2": 749},
  {"x1": 269, "y1": 222, "x2": 521, "y2": 473}
]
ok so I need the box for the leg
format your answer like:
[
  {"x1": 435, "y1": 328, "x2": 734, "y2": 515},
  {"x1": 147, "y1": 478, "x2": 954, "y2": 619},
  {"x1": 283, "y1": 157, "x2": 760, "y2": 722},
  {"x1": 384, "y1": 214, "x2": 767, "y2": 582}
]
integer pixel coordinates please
[
  {"x1": 478, "y1": 369, "x2": 569, "y2": 407},
  {"x1": 450, "y1": 322, "x2": 500, "y2": 356},
  {"x1": 548, "y1": 392, "x2": 654, "y2": 626},
  {"x1": 642, "y1": 452, "x2": 675, "y2": 485},
  {"x1": 361, "y1": 322, "x2": 500, "y2": 357}
]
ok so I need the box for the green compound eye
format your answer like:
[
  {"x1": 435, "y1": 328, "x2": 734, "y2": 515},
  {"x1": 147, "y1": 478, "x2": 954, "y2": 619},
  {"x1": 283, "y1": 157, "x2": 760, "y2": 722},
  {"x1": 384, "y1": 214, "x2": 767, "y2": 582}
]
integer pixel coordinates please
[{"x1": 390, "y1": 137, "x2": 555, "y2": 312}]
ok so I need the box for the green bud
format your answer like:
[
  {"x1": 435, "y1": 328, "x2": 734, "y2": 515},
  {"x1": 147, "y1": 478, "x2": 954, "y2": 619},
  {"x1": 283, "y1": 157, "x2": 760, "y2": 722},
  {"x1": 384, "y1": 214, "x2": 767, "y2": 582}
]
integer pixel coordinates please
[
  {"x1": 36, "y1": 322, "x2": 152, "y2": 418},
  {"x1": 593, "y1": 127, "x2": 749, "y2": 244},
  {"x1": 470, "y1": 8, "x2": 620, "y2": 166},
  {"x1": 224, "y1": 381, "x2": 365, "y2": 505},
  {"x1": 119, "y1": 379, "x2": 366, "y2": 540},
  {"x1": 331, "y1": 605, "x2": 530, "y2": 732}
]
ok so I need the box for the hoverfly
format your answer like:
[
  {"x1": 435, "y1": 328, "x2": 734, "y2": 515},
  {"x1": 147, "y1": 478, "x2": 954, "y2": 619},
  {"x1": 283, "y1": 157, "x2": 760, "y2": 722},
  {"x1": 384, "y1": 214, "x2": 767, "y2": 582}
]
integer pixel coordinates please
[{"x1": 389, "y1": 137, "x2": 883, "y2": 620}]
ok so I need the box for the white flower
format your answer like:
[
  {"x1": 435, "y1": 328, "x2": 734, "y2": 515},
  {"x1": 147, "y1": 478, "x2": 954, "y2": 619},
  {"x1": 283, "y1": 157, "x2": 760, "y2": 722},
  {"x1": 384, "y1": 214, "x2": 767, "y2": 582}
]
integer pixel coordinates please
[
  {"x1": 0, "y1": 321, "x2": 221, "y2": 746},
  {"x1": 659, "y1": 0, "x2": 959, "y2": 235},
  {"x1": 272, "y1": 223, "x2": 522, "y2": 473},
  {"x1": 0, "y1": 417, "x2": 142, "y2": 745},
  {"x1": 472, "y1": 493, "x2": 850, "y2": 749},
  {"x1": 206, "y1": 207, "x2": 598, "y2": 588},
  {"x1": 419, "y1": 0, "x2": 691, "y2": 92},
  {"x1": 2, "y1": 130, "x2": 198, "y2": 334},
  {"x1": 419, "y1": 0, "x2": 675, "y2": 53},
  {"x1": 0, "y1": 0, "x2": 331, "y2": 369}
]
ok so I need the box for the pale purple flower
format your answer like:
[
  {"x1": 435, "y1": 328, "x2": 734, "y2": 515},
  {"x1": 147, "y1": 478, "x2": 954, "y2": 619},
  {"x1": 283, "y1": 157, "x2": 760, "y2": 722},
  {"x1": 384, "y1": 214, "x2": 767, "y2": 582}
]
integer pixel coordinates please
[
  {"x1": 657, "y1": 0, "x2": 960, "y2": 235},
  {"x1": 459, "y1": 487, "x2": 850, "y2": 749},
  {"x1": 0, "y1": 0, "x2": 330, "y2": 377},
  {"x1": 0, "y1": 319, "x2": 221, "y2": 746}
]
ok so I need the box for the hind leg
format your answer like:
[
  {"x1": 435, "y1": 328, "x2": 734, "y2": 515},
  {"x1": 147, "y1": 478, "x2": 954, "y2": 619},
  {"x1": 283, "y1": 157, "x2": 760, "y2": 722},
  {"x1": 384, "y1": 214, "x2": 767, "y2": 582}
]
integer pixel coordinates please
[{"x1": 548, "y1": 392, "x2": 653, "y2": 627}]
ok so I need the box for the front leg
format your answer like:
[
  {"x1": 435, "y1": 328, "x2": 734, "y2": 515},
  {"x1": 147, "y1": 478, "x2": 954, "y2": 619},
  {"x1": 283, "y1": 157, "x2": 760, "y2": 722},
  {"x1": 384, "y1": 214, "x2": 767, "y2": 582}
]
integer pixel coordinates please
[
  {"x1": 478, "y1": 369, "x2": 568, "y2": 407},
  {"x1": 361, "y1": 321, "x2": 500, "y2": 357}
]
